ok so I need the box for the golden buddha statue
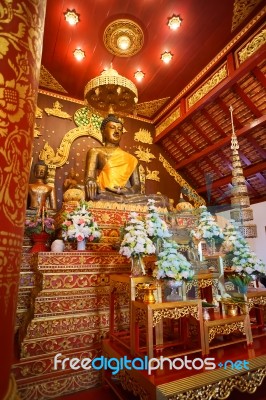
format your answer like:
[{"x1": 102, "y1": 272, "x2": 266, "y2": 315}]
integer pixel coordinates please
[
  {"x1": 28, "y1": 161, "x2": 57, "y2": 210},
  {"x1": 63, "y1": 167, "x2": 85, "y2": 203},
  {"x1": 84, "y1": 114, "x2": 169, "y2": 207}
]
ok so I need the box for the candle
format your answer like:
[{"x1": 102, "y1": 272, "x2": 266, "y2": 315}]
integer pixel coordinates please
[{"x1": 42, "y1": 206, "x2": 45, "y2": 231}]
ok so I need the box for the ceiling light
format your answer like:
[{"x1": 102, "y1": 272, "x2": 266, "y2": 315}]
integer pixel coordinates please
[
  {"x1": 161, "y1": 51, "x2": 173, "y2": 64},
  {"x1": 167, "y1": 15, "x2": 182, "y2": 30},
  {"x1": 73, "y1": 48, "x2": 85, "y2": 61},
  {"x1": 117, "y1": 35, "x2": 131, "y2": 50},
  {"x1": 134, "y1": 71, "x2": 145, "y2": 82},
  {"x1": 64, "y1": 9, "x2": 80, "y2": 25},
  {"x1": 84, "y1": 65, "x2": 138, "y2": 114}
]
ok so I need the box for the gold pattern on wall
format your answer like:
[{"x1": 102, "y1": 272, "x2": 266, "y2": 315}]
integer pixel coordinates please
[
  {"x1": 232, "y1": 0, "x2": 263, "y2": 31},
  {"x1": 146, "y1": 167, "x2": 160, "y2": 182},
  {"x1": 139, "y1": 164, "x2": 146, "y2": 194},
  {"x1": 39, "y1": 65, "x2": 68, "y2": 93},
  {"x1": 134, "y1": 146, "x2": 156, "y2": 163},
  {"x1": 35, "y1": 106, "x2": 43, "y2": 119},
  {"x1": 134, "y1": 128, "x2": 153, "y2": 144},
  {"x1": 135, "y1": 97, "x2": 170, "y2": 118},
  {"x1": 39, "y1": 125, "x2": 103, "y2": 169},
  {"x1": 237, "y1": 27, "x2": 266, "y2": 65},
  {"x1": 44, "y1": 101, "x2": 72, "y2": 120},
  {"x1": 188, "y1": 64, "x2": 228, "y2": 108},
  {"x1": 155, "y1": 107, "x2": 180, "y2": 137},
  {"x1": 159, "y1": 154, "x2": 206, "y2": 207},
  {"x1": 34, "y1": 123, "x2": 41, "y2": 138}
]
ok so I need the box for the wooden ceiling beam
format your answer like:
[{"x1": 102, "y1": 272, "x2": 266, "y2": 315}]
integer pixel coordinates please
[
  {"x1": 202, "y1": 109, "x2": 227, "y2": 138},
  {"x1": 252, "y1": 66, "x2": 266, "y2": 88},
  {"x1": 196, "y1": 160, "x2": 266, "y2": 193},
  {"x1": 174, "y1": 114, "x2": 266, "y2": 170},
  {"x1": 233, "y1": 83, "x2": 262, "y2": 118}
]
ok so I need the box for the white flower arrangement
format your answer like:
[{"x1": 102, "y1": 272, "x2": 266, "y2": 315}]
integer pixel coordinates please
[
  {"x1": 222, "y1": 220, "x2": 265, "y2": 286},
  {"x1": 61, "y1": 201, "x2": 101, "y2": 243},
  {"x1": 119, "y1": 212, "x2": 156, "y2": 258},
  {"x1": 145, "y1": 199, "x2": 172, "y2": 240},
  {"x1": 153, "y1": 239, "x2": 194, "y2": 281},
  {"x1": 190, "y1": 206, "x2": 224, "y2": 244}
]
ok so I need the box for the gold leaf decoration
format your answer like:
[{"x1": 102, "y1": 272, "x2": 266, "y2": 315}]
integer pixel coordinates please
[
  {"x1": 159, "y1": 154, "x2": 206, "y2": 207},
  {"x1": 134, "y1": 146, "x2": 156, "y2": 163},
  {"x1": 134, "y1": 128, "x2": 153, "y2": 144},
  {"x1": 44, "y1": 101, "x2": 72, "y2": 120},
  {"x1": 237, "y1": 28, "x2": 266, "y2": 64},
  {"x1": 232, "y1": 0, "x2": 263, "y2": 31},
  {"x1": 135, "y1": 97, "x2": 170, "y2": 118},
  {"x1": 39, "y1": 65, "x2": 68, "y2": 93},
  {"x1": 146, "y1": 167, "x2": 160, "y2": 182}
]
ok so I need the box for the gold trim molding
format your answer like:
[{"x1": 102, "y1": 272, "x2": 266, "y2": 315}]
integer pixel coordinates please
[
  {"x1": 136, "y1": 98, "x2": 170, "y2": 118},
  {"x1": 155, "y1": 107, "x2": 180, "y2": 137},
  {"x1": 159, "y1": 154, "x2": 206, "y2": 207},
  {"x1": 236, "y1": 24, "x2": 266, "y2": 65},
  {"x1": 187, "y1": 64, "x2": 228, "y2": 109}
]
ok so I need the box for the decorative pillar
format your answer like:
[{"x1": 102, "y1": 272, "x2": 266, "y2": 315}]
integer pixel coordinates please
[{"x1": 0, "y1": 1, "x2": 47, "y2": 399}]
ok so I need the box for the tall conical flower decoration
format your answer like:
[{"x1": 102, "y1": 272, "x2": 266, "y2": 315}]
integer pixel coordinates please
[{"x1": 229, "y1": 106, "x2": 257, "y2": 238}]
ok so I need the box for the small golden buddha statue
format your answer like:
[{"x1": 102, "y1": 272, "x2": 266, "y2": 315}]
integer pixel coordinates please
[{"x1": 28, "y1": 162, "x2": 57, "y2": 210}]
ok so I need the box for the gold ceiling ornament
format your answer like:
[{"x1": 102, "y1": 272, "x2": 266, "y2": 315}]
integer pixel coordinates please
[
  {"x1": 64, "y1": 9, "x2": 80, "y2": 25},
  {"x1": 84, "y1": 65, "x2": 138, "y2": 114},
  {"x1": 35, "y1": 106, "x2": 43, "y2": 119},
  {"x1": 103, "y1": 19, "x2": 144, "y2": 57},
  {"x1": 229, "y1": 105, "x2": 257, "y2": 238},
  {"x1": 134, "y1": 128, "x2": 153, "y2": 144}
]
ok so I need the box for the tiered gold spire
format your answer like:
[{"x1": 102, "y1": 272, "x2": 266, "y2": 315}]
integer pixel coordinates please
[{"x1": 229, "y1": 106, "x2": 257, "y2": 238}]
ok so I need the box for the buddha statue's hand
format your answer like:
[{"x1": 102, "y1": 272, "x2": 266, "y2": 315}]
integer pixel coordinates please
[
  {"x1": 107, "y1": 186, "x2": 131, "y2": 195},
  {"x1": 85, "y1": 178, "x2": 98, "y2": 200}
]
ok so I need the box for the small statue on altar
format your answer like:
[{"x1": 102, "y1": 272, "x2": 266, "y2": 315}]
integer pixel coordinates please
[
  {"x1": 63, "y1": 168, "x2": 85, "y2": 203},
  {"x1": 28, "y1": 161, "x2": 57, "y2": 210},
  {"x1": 84, "y1": 114, "x2": 169, "y2": 207}
]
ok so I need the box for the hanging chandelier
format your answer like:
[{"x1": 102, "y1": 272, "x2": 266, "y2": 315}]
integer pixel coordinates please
[{"x1": 84, "y1": 65, "x2": 138, "y2": 114}]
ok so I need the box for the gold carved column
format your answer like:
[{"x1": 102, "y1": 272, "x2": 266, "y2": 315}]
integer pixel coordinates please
[{"x1": 0, "y1": 1, "x2": 47, "y2": 399}]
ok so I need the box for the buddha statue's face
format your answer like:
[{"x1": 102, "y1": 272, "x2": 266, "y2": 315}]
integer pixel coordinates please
[
  {"x1": 102, "y1": 121, "x2": 123, "y2": 145},
  {"x1": 35, "y1": 164, "x2": 47, "y2": 179}
]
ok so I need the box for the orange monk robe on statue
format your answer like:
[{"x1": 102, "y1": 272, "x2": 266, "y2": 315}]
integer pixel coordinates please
[{"x1": 97, "y1": 147, "x2": 138, "y2": 191}]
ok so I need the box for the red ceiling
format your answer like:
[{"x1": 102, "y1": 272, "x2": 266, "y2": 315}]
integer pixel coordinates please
[{"x1": 41, "y1": 0, "x2": 264, "y2": 112}]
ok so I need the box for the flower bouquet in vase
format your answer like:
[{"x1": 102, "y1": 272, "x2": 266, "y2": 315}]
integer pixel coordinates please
[
  {"x1": 190, "y1": 206, "x2": 224, "y2": 255},
  {"x1": 153, "y1": 239, "x2": 194, "y2": 301},
  {"x1": 25, "y1": 210, "x2": 55, "y2": 253},
  {"x1": 119, "y1": 212, "x2": 156, "y2": 276},
  {"x1": 61, "y1": 201, "x2": 101, "y2": 250},
  {"x1": 226, "y1": 226, "x2": 265, "y2": 293},
  {"x1": 145, "y1": 198, "x2": 172, "y2": 254}
]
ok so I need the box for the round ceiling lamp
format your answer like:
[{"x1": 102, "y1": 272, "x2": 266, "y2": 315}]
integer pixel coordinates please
[{"x1": 103, "y1": 19, "x2": 144, "y2": 57}]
